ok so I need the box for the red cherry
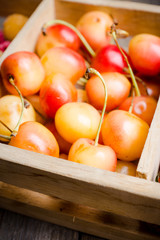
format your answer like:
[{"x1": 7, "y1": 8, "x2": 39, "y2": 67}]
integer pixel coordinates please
[
  {"x1": 40, "y1": 73, "x2": 78, "y2": 118},
  {"x1": 91, "y1": 44, "x2": 128, "y2": 73},
  {"x1": 35, "y1": 24, "x2": 81, "y2": 57}
]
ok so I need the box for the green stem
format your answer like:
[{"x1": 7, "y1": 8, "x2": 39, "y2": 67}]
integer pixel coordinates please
[
  {"x1": 86, "y1": 68, "x2": 107, "y2": 146},
  {"x1": 0, "y1": 120, "x2": 12, "y2": 133},
  {"x1": 112, "y1": 31, "x2": 141, "y2": 97},
  {"x1": 129, "y1": 89, "x2": 135, "y2": 114},
  {"x1": 0, "y1": 134, "x2": 11, "y2": 141},
  {"x1": 9, "y1": 77, "x2": 24, "y2": 136},
  {"x1": 42, "y1": 19, "x2": 96, "y2": 58}
]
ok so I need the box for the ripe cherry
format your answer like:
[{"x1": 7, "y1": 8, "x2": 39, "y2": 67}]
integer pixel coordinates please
[
  {"x1": 39, "y1": 73, "x2": 78, "y2": 118},
  {"x1": 90, "y1": 44, "x2": 128, "y2": 74},
  {"x1": 119, "y1": 96, "x2": 157, "y2": 126},
  {"x1": 86, "y1": 72, "x2": 131, "y2": 112},
  {"x1": 76, "y1": 11, "x2": 113, "y2": 52},
  {"x1": 68, "y1": 138, "x2": 117, "y2": 171},
  {"x1": 0, "y1": 95, "x2": 36, "y2": 142},
  {"x1": 35, "y1": 24, "x2": 81, "y2": 57},
  {"x1": 9, "y1": 121, "x2": 59, "y2": 157},
  {"x1": 129, "y1": 33, "x2": 160, "y2": 76},
  {"x1": 101, "y1": 110, "x2": 149, "y2": 161},
  {"x1": 41, "y1": 47, "x2": 86, "y2": 84},
  {"x1": 1, "y1": 51, "x2": 45, "y2": 96},
  {"x1": 68, "y1": 68, "x2": 117, "y2": 171},
  {"x1": 55, "y1": 101, "x2": 101, "y2": 144},
  {"x1": 116, "y1": 160, "x2": 137, "y2": 176}
]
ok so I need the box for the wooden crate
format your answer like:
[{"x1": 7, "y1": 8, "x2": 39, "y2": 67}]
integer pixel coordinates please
[{"x1": 0, "y1": 0, "x2": 160, "y2": 239}]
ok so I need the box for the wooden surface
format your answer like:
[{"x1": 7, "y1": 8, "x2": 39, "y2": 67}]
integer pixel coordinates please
[{"x1": 0, "y1": 208, "x2": 104, "y2": 240}]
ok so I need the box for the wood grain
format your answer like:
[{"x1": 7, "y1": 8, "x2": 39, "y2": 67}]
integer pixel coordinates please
[
  {"x1": 0, "y1": 0, "x2": 41, "y2": 17},
  {"x1": 0, "y1": 0, "x2": 55, "y2": 65},
  {"x1": 55, "y1": 0, "x2": 160, "y2": 36},
  {"x1": 0, "y1": 143, "x2": 160, "y2": 226},
  {"x1": 137, "y1": 97, "x2": 160, "y2": 180},
  {"x1": 1, "y1": 182, "x2": 160, "y2": 240}
]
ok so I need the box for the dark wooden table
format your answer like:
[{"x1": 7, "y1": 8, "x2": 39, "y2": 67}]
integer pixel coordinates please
[{"x1": 0, "y1": 208, "x2": 104, "y2": 240}]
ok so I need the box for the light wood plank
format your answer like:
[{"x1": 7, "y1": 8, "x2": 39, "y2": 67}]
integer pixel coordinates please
[
  {"x1": 0, "y1": 0, "x2": 54, "y2": 65},
  {"x1": 55, "y1": 0, "x2": 160, "y2": 36},
  {"x1": 1, "y1": 182, "x2": 160, "y2": 240},
  {"x1": 0, "y1": 143, "x2": 160, "y2": 225},
  {"x1": 137, "y1": 97, "x2": 160, "y2": 180},
  {"x1": 0, "y1": 0, "x2": 42, "y2": 17}
]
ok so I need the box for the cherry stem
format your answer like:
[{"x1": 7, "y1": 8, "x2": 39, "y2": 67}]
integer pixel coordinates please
[
  {"x1": 0, "y1": 134, "x2": 11, "y2": 141},
  {"x1": 129, "y1": 89, "x2": 135, "y2": 114},
  {"x1": 0, "y1": 120, "x2": 12, "y2": 133},
  {"x1": 85, "y1": 68, "x2": 107, "y2": 146},
  {"x1": 112, "y1": 30, "x2": 141, "y2": 97},
  {"x1": 9, "y1": 77, "x2": 24, "y2": 136},
  {"x1": 42, "y1": 19, "x2": 96, "y2": 58}
]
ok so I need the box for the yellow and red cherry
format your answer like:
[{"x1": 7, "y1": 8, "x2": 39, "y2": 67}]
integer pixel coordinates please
[
  {"x1": 76, "y1": 11, "x2": 113, "y2": 52},
  {"x1": 90, "y1": 44, "x2": 128, "y2": 74},
  {"x1": 86, "y1": 72, "x2": 131, "y2": 112},
  {"x1": 68, "y1": 138, "x2": 117, "y2": 171},
  {"x1": 35, "y1": 24, "x2": 81, "y2": 57},
  {"x1": 68, "y1": 68, "x2": 117, "y2": 171},
  {"x1": 119, "y1": 96, "x2": 157, "y2": 126},
  {"x1": 55, "y1": 101, "x2": 101, "y2": 144},
  {"x1": 129, "y1": 33, "x2": 160, "y2": 76},
  {"x1": 101, "y1": 110, "x2": 149, "y2": 161},
  {"x1": 41, "y1": 47, "x2": 86, "y2": 84},
  {"x1": 116, "y1": 160, "x2": 137, "y2": 176},
  {"x1": 0, "y1": 95, "x2": 36, "y2": 142},
  {"x1": 39, "y1": 73, "x2": 78, "y2": 118},
  {"x1": 9, "y1": 121, "x2": 59, "y2": 157},
  {"x1": 1, "y1": 51, "x2": 45, "y2": 96}
]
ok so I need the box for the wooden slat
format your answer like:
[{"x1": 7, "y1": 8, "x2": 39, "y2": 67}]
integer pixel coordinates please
[
  {"x1": 55, "y1": 0, "x2": 160, "y2": 36},
  {"x1": 0, "y1": 0, "x2": 54, "y2": 65},
  {"x1": 0, "y1": 143, "x2": 160, "y2": 225},
  {"x1": 0, "y1": 182, "x2": 160, "y2": 240},
  {"x1": 0, "y1": 0, "x2": 42, "y2": 17},
  {"x1": 137, "y1": 97, "x2": 160, "y2": 180}
]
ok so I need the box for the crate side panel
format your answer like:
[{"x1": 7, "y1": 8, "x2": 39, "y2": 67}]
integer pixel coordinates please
[
  {"x1": 0, "y1": 143, "x2": 160, "y2": 225},
  {"x1": 0, "y1": 0, "x2": 42, "y2": 17},
  {"x1": 0, "y1": 182, "x2": 160, "y2": 240},
  {"x1": 55, "y1": 0, "x2": 160, "y2": 36},
  {"x1": 0, "y1": 0, "x2": 54, "y2": 65}
]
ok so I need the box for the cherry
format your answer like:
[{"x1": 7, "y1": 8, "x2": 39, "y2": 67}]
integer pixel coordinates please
[
  {"x1": 90, "y1": 44, "x2": 128, "y2": 74},
  {"x1": 85, "y1": 71, "x2": 131, "y2": 112},
  {"x1": 119, "y1": 96, "x2": 157, "y2": 126},
  {"x1": 101, "y1": 110, "x2": 149, "y2": 161},
  {"x1": 55, "y1": 101, "x2": 101, "y2": 144},
  {"x1": 129, "y1": 33, "x2": 160, "y2": 76},
  {"x1": 0, "y1": 95, "x2": 36, "y2": 142},
  {"x1": 41, "y1": 47, "x2": 86, "y2": 84},
  {"x1": 76, "y1": 10, "x2": 113, "y2": 52},
  {"x1": 68, "y1": 68, "x2": 117, "y2": 171},
  {"x1": 39, "y1": 73, "x2": 78, "y2": 118},
  {"x1": 9, "y1": 121, "x2": 59, "y2": 157},
  {"x1": 35, "y1": 24, "x2": 81, "y2": 57},
  {"x1": 1, "y1": 51, "x2": 45, "y2": 96}
]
